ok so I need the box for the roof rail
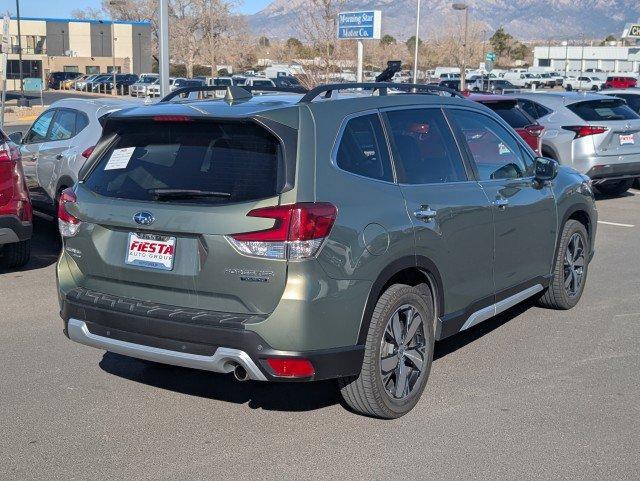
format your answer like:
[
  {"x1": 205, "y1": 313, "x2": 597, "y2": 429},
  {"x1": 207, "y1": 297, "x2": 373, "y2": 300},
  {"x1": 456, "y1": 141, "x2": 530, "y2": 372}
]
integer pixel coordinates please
[
  {"x1": 160, "y1": 85, "x2": 309, "y2": 102},
  {"x1": 298, "y1": 82, "x2": 464, "y2": 103}
]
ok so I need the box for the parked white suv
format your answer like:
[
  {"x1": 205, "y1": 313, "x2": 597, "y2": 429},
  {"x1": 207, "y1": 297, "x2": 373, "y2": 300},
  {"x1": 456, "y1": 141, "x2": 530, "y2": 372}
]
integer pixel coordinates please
[
  {"x1": 13, "y1": 98, "x2": 141, "y2": 216},
  {"x1": 565, "y1": 76, "x2": 605, "y2": 91}
]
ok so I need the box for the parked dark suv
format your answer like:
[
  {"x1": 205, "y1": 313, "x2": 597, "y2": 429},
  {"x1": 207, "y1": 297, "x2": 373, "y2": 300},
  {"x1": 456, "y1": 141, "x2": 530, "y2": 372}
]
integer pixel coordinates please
[
  {"x1": 47, "y1": 72, "x2": 82, "y2": 90},
  {"x1": 57, "y1": 83, "x2": 597, "y2": 418},
  {"x1": 0, "y1": 129, "x2": 32, "y2": 268}
]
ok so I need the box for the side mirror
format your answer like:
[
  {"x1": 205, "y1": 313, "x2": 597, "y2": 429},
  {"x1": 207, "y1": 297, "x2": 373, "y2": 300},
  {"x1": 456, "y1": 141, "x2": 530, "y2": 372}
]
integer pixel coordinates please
[
  {"x1": 8, "y1": 131, "x2": 23, "y2": 144},
  {"x1": 534, "y1": 157, "x2": 558, "y2": 182}
]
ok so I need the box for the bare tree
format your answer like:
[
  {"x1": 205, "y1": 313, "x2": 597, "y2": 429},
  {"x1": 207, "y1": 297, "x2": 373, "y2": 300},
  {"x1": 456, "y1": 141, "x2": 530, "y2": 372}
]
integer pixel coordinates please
[{"x1": 296, "y1": 0, "x2": 345, "y2": 84}]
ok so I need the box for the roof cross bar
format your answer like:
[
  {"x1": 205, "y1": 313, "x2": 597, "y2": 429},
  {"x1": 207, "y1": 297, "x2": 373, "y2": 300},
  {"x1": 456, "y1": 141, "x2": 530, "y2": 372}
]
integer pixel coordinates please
[
  {"x1": 298, "y1": 82, "x2": 463, "y2": 103},
  {"x1": 160, "y1": 85, "x2": 309, "y2": 103}
]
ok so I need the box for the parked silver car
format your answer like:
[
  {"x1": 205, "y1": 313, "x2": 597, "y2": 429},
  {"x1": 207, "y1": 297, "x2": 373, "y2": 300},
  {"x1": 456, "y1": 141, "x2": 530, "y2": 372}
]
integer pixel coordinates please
[
  {"x1": 12, "y1": 98, "x2": 142, "y2": 216},
  {"x1": 513, "y1": 91, "x2": 640, "y2": 196},
  {"x1": 129, "y1": 75, "x2": 159, "y2": 97}
]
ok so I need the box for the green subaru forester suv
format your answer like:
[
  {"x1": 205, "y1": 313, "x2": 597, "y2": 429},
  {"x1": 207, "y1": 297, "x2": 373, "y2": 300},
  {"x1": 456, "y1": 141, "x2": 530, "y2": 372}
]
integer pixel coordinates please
[{"x1": 57, "y1": 84, "x2": 596, "y2": 418}]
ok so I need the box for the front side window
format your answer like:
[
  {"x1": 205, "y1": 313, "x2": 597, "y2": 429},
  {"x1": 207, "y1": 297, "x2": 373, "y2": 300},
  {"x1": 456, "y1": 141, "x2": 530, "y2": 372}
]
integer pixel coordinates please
[
  {"x1": 385, "y1": 108, "x2": 467, "y2": 184},
  {"x1": 23, "y1": 110, "x2": 55, "y2": 144},
  {"x1": 448, "y1": 109, "x2": 532, "y2": 181},
  {"x1": 335, "y1": 114, "x2": 393, "y2": 182}
]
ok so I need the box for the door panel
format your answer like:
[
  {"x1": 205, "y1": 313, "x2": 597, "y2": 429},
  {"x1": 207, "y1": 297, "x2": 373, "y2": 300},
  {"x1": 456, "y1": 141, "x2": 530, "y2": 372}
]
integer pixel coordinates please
[
  {"x1": 447, "y1": 107, "x2": 557, "y2": 293},
  {"x1": 19, "y1": 109, "x2": 55, "y2": 210},
  {"x1": 401, "y1": 183, "x2": 495, "y2": 314},
  {"x1": 37, "y1": 109, "x2": 77, "y2": 199},
  {"x1": 383, "y1": 107, "x2": 495, "y2": 317}
]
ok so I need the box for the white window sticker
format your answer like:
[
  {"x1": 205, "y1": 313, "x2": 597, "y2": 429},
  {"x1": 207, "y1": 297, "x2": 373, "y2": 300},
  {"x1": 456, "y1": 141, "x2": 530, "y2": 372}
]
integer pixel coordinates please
[{"x1": 104, "y1": 147, "x2": 136, "y2": 170}]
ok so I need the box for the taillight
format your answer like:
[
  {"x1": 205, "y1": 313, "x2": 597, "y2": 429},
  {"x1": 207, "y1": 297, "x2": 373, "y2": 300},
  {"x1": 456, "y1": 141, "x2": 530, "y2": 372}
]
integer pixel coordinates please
[
  {"x1": 562, "y1": 126, "x2": 608, "y2": 139},
  {"x1": 266, "y1": 358, "x2": 315, "y2": 378},
  {"x1": 227, "y1": 203, "x2": 337, "y2": 260},
  {"x1": 81, "y1": 146, "x2": 95, "y2": 159},
  {"x1": 58, "y1": 188, "x2": 81, "y2": 237},
  {"x1": 524, "y1": 124, "x2": 545, "y2": 137}
]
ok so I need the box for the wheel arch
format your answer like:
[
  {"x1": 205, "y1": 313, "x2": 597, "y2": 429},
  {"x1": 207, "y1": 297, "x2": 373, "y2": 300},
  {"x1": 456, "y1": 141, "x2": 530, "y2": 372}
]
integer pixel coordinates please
[
  {"x1": 356, "y1": 255, "x2": 444, "y2": 345},
  {"x1": 552, "y1": 203, "x2": 595, "y2": 270},
  {"x1": 55, "y1": 175, "x2": 75, "y2": 198}
]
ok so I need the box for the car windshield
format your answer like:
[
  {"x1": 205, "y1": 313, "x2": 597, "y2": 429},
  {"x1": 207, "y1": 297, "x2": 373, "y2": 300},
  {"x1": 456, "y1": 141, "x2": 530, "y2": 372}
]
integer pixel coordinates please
[
  {"x1": 568, "y1": 98, "x2": 640, "y2": 121},
  {"x1": 139, "y1": 77, "x2": 158, "y2": 84}
]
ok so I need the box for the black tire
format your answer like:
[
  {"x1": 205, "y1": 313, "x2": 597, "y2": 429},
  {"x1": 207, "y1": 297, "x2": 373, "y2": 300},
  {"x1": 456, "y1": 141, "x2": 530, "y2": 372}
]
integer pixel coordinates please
[
  {"x1": 565, "y1": 84, "x2": 573, "y2": 91},
  {"x1": 594, "y1": 179, "x2": 634, "y2": 197},
  {"x1": 633, "y1": 178, "x2": 640, "y2": 190},
  {"x1": 0, "y1": 239, "x2": 31, "y2": 268},
  {"x1": 339, "y1": 283, "x2": 435, "y2": 419},
  {"x1": 537, "y1": 220, "x2": 589, "y2": 310}
]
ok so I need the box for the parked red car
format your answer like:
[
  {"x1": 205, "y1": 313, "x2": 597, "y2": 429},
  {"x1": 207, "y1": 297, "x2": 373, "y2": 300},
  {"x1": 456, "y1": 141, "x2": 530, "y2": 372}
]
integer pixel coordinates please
[
  {"x1": 468, "y1": 94, "x2": 545, "y2": 156},
  {"x1": 0, "y1": 129, "x2": 32, "y2": 268},
  {"x1": 604, "y1": 76, "x2": 637, "y2": 89}
]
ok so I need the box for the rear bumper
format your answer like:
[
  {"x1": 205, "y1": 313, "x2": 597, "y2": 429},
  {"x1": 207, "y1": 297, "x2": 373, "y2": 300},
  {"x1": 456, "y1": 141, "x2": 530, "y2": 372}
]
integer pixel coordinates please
[
  {"x1": 61, "y1": 287, "x2": 364, "y2": 382},
  {"x1": 585, "y1": 161, "x2": 640, "y2": 182},
  {"x1": 0, "y1": 215, "x2": 32, "y2": 245}
]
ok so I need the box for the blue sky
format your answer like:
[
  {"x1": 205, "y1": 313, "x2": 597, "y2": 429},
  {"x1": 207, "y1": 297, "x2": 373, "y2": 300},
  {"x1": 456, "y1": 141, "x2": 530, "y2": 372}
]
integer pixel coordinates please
[{"x1": 0, "y1": 0, "x2": 271, "y2": 17}]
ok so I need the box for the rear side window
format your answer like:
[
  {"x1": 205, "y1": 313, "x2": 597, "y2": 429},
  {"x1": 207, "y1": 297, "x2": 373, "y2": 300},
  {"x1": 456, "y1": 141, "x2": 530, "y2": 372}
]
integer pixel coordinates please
[
  {"x1": 518, "y1": 99, "x2": 552, "y2": 120},
  {"x1": 385, "y1": 108, "x2": 467, "y2": 184},
  {"x1": 335, "y1": 114, "x2": 393, "y2": 182},
  {"x1": 567, "y1": 99, "x2": 640, "y2": 121},
  {"x1": 49, "y1": 110, "x2": 77, "y2": 141},
  {"x1": 85, "y1": 121, "x2": 284, "y2": 204},
  {"x1": 481, "y1": 101, "x2": 532, "y2": 128}
]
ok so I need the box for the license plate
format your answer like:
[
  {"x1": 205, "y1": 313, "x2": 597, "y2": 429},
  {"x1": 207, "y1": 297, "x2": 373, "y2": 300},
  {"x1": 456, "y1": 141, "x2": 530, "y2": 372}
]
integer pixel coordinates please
[
  {"x1": 125, "y1": 232, "x2": 176, "y2": 271},
  {"x1": 620, "y1": 134, "x2": 635, "y2": 145}
]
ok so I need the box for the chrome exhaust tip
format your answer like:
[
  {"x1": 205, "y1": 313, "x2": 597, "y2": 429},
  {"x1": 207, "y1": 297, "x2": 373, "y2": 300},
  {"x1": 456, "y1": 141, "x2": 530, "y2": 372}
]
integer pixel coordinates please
[{"x1": 233, "y1": 364, "x2": 249, "y2": 382}]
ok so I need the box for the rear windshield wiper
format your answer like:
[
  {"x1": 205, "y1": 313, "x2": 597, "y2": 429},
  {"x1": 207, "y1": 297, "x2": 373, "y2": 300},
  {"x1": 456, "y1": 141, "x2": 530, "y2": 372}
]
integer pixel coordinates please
[{"x1": 149, "y1": 188, "x2": 232, "y2": 200}]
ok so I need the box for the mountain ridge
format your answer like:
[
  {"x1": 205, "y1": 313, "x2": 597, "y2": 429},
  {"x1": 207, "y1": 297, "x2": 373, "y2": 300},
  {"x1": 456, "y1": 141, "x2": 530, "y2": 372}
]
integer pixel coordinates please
[{"x1": 247, "y1": 0, "x2": 640, "y2": 41}]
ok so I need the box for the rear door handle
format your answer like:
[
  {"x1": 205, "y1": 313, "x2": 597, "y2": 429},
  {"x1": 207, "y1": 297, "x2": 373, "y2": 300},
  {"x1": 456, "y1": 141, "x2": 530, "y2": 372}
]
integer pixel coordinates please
[
  {"x1": 494, "y1": 198, "x2": 509, "y2": 210},
  {"x1": 413, "y1": 207, "x2": 437, "y2": 221}
]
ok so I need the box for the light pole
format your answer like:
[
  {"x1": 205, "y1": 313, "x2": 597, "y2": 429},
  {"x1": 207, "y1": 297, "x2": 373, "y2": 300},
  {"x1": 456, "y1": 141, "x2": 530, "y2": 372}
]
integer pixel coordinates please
[
  {"x1": 452, "y1": 3, "x2": 469, "y2": 92},
  {"x1": 412, "y1": 0, "x2": 421, "y2": 84},
  {"x1": 562, "y1": 40, "x2": 569, "y2": 76},
  {"x1": 15, "y1": 0, "x2": 28, "y2": 106},
  {"x1": 109, "y1": 1, "x2": 125, "y2": 92},
  {"x1": 158, "y1": 0, "x2": 170, "y2": 97}
]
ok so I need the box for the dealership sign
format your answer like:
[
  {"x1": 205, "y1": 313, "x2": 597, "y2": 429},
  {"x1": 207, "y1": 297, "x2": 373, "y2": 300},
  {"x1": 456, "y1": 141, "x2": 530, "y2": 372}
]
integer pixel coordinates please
[
  {"x1": 622, "y1": 23, "x2": 640, "y2": 38},
  {"x1": 337, "y1": 11, "x2": 382, "y2": 40}
]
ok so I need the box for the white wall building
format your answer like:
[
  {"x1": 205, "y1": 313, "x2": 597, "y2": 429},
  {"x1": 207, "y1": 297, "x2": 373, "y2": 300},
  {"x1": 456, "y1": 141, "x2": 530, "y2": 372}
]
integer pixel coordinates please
[{"x1": 533, "y1": 45, "x2": 640, "y2": 75}]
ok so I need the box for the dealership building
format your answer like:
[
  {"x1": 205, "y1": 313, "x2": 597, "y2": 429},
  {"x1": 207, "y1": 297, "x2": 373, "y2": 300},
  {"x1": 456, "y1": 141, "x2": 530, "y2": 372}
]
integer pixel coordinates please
[
  {"x1": 533, "y1": 45, "x2": 640, "y2": 75},
  {"x1": 4, "y1": 16, "x2": 152, "y2": 89}
]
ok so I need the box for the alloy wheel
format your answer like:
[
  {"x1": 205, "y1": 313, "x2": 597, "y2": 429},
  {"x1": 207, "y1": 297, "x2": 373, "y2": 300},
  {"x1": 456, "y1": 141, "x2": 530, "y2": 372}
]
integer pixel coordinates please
[
  {"x1": 379, "y1": 304, "x2": 427, "y2": 399},
  {"x1": 564, "y1": 233, "x2": 586, "y2": 297}
]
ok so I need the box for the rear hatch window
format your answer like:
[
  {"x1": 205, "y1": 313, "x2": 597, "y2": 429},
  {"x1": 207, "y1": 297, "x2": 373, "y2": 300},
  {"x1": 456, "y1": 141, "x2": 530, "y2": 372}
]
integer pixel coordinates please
[
  {"x1": 84, "y1": 120, "x2": 285, "y2": 205},
  {"x1": 480, "y1": 100, "x2": 532, "y2": 128},
  {"x1": 567, "y1": 98, "x2": 640, "y2": 121}
]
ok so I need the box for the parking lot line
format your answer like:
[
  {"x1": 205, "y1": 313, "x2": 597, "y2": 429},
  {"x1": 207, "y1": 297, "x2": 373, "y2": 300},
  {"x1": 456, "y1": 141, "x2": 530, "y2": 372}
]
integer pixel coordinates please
[{"x1": 597, "y1": 221, "x2": 635, "y2": 228}]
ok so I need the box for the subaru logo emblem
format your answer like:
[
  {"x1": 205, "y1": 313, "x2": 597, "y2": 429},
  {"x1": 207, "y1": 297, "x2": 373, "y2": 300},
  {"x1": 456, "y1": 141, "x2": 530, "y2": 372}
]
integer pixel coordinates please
[{"x1": 133, "y1": 212, "x2": 155, "y2": 226}]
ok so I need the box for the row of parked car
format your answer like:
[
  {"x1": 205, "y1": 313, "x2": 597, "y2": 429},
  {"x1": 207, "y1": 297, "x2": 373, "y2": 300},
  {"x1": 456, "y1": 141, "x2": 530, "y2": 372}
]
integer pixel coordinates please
[
  {"x1": 1, "y1": 81, "x2": 637, "y2": 418},
  {"x1": 47, "y1": 71, "x2": 304, "y2": 98}
]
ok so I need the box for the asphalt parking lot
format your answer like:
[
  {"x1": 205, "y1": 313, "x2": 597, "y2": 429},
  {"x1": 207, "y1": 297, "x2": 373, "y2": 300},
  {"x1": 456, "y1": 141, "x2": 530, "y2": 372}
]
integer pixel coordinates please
[{"x1": 1, "y1": 189, "x2": 639, "y2": 480}]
